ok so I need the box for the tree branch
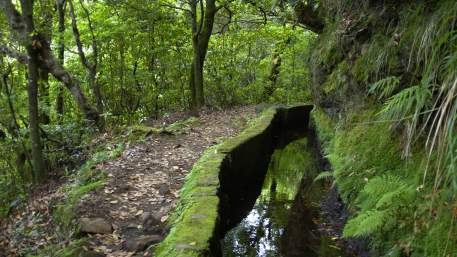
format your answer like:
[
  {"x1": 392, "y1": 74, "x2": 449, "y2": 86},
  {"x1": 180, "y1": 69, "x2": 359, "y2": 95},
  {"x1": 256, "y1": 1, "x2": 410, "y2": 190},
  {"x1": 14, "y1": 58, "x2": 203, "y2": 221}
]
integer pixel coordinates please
[
  {"x1": 160, "y1": 3, "x2": 191, "y2": 14},
  {"x1": 69, "y1": 0, "x2": 91, "y2": 70},
  {"x1": 0, "y1": 45, "x2": 28, "y2": 63},
  {"x1": 78, "y1": 0, "x2": 98, "y2": 69},
  {"x1": 197, "y1": 0, "x2": 204, "y2": 36},
  {"x1": 0, "y1": 0, "x2": 27, "y2": 42}
]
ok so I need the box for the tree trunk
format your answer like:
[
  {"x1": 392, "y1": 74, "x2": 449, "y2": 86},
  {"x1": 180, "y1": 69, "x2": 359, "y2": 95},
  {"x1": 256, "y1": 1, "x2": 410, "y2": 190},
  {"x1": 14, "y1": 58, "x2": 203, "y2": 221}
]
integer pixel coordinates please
[
  {"x1": 1, "y1": 0, "x2": 101, "y2": 126},
  {"x1": 264, "y1": 52, "x2": 282, "y2": 97},
  {"x1": 55, "y1": 0, "x2": 66, "y2": 116},
  {"x1": 39, "y1": 69, "x2": 50, "y2": 124},
  {"x1": 21, "y1": 0, "x2": 47, "y2": 182},
  {"x1": 188, "y1": 0, "x2": 218, "y2": 113},
  {"x1": 69, "y1": 0, "x2": 104, "y2": 119}
]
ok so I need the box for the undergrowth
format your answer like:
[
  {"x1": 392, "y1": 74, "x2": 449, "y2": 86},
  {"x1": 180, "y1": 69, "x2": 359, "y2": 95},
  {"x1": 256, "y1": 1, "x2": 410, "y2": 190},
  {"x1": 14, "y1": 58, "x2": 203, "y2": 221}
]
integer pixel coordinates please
[{"x1": 310, "y1": 0, "x2": 457, "y2": 256}]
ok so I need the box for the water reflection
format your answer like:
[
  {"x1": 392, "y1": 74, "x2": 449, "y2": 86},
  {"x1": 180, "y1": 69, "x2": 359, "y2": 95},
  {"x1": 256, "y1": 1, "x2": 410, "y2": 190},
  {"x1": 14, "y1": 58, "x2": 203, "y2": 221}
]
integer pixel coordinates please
[{"x1": 222, "y1": 138, "x2": 352, "y2": 257}]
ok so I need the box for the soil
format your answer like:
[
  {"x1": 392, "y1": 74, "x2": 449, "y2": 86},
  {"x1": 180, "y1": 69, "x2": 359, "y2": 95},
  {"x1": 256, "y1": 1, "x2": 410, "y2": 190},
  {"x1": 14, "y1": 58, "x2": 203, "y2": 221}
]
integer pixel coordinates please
[{"x1": 0, "y1": 106, "x2": 256, "y2": 257}]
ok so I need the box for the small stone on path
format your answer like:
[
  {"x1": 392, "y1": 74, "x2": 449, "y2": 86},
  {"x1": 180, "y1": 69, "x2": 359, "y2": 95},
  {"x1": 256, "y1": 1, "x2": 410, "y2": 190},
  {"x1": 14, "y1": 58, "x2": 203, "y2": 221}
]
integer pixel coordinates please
[
  {"x1": 79, "y1": 218, "x2": 113, "y2": 234},
  {"x1": 122, "y1": 235, "x2": 163, "y2": 252}
]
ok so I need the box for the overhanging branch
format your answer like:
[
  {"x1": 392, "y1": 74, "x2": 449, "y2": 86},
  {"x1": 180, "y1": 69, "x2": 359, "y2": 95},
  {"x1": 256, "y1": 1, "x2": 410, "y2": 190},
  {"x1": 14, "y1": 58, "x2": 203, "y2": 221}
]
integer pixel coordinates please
[{"x1": 0, "y1": 45, "x2": 28, "y2": 63}]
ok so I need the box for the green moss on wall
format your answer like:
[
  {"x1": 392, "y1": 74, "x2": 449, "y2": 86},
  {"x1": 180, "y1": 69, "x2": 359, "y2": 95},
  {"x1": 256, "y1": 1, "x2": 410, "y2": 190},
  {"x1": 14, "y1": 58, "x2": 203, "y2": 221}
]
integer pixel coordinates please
[{"x1": 154, "y1": 108, "x2": 279, "y2": 257}]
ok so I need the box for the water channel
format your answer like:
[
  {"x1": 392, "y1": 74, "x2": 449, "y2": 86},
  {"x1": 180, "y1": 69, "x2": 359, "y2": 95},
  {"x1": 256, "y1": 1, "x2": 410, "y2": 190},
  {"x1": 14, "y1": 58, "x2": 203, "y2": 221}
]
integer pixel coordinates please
[{"x1": 222, "y1": 137, "x2": 354, "y2": 257}]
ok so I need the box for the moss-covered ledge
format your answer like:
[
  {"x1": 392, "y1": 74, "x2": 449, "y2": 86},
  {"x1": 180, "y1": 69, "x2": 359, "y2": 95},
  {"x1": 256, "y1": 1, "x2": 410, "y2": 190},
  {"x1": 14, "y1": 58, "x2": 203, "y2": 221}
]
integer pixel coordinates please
[{"x1": 154, "y1": 105, "x2": 313, "y2": 257}]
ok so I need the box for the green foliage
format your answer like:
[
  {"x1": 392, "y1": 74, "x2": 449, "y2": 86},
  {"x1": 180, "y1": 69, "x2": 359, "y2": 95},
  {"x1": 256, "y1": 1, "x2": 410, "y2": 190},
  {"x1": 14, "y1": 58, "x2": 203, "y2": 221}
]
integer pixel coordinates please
[
  {"x1": 310, "y1": 107, "x2": 335, "y2": 151},
  {"x1": 368, "y1": 76, "x2": 401, "y2": 100},
  {"x1": 328, "y1": 109, "x2": 403, "y2": 203},
  {"x1": 351, "y1": 34, "x2": 400, "y2": 84},
  {"x1": 379, "y1": 84, "x2": 432, "y2": 121},
  {"x1": 343, "y1": 175, "x2": 416, "y2": 237},
  {"x1": 343, "y1": 210, "x2": 387, "y2": 238},
  {"x1": 313, "y1": 171, "x2": 334, "y2": 182}
]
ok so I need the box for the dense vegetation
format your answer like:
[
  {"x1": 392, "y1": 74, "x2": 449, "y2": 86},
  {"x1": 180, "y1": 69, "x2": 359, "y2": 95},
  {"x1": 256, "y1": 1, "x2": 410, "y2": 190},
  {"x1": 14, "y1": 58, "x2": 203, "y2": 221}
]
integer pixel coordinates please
[
  {"x1": 1, "y1": 0, "x2": 457, "y2": 256},
  {"x1": 0, "y1": 0, "x2": 311, "y2": 215}
]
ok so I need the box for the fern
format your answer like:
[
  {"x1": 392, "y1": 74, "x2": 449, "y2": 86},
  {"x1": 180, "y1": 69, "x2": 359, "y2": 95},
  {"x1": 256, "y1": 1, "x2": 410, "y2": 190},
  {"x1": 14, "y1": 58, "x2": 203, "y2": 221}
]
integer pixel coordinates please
[
  {"x1": 379, "y1": 84, "x2": 432, "y2": 120},
  {"x1": 343, "y1": 175, "x2": 416, "y2": 238},
  {"x1": 313, "y1": 171, "x2": 334, "y2": 182},
  {"x1": 369, "y1": 76, "x2": 401, "y2": 99},
  {"x1": 343, "y1": 210, "x2": 388, "y2": 238}
]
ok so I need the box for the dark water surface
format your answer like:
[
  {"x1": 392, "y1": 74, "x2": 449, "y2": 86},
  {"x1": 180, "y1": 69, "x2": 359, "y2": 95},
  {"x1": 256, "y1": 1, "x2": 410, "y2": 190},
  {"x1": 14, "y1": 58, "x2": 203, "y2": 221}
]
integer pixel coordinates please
[{"x1": 222, "y1": 138, "x2": 353, "y2": 257}]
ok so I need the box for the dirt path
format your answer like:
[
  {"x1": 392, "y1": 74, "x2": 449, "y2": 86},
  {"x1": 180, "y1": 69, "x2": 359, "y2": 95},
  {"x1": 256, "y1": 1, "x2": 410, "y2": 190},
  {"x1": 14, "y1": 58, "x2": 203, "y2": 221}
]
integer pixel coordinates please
[
  {"x1": 77, "y1": 107, "x2": 255, "y2": 256},
  {"x1": 0, "y1": 107, "x2": 255, "y2": 257}
]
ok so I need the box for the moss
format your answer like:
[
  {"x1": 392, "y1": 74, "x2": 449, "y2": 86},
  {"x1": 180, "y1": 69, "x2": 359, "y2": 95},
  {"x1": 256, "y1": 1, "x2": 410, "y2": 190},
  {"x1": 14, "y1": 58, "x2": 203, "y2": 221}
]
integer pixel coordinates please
[
  {"x1": 155, "y1": 108, "x2": 279, "y2": 257},
  {"x1": 128, "y1": 117, "x2": 201, "y2": 141},
  {"x1": 351, "y1": 33, "x2": 400, "y2": 85},
  {"x1": 323, "y1": 60, "x2": 350, "y2": 94},
  {"x1": 310, "y1": 107, "x2": 336, "y2": 151},
  {"x1": 316, "y1": 22, "x2": 344, "y2": 67},
  {"x1": 219, "y1": 108, "x2": 276, "y2": 153}
]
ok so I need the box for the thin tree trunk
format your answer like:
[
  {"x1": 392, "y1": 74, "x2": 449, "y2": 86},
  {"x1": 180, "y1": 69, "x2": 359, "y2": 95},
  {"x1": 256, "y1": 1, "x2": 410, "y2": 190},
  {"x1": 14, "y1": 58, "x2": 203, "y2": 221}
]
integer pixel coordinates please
[
  {"x1": 188, "y1": 0, "x2": 218, "y2": 114},
  {"x1": 56, "y1": 0, "x2": 66, "y2": 116},
  {"x1": 1, "y1": 0, "x2": 101, "y2": 126},
  {"x1": 69, "y1": 0, "x2": 104, "y2": 128},
  {"x1": 21, "y1": 0, "x2": 47, "y2": 182}
]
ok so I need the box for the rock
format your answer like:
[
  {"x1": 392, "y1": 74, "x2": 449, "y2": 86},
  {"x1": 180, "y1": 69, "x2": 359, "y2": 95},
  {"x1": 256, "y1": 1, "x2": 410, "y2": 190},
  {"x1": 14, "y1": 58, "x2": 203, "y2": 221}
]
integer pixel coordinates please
[
  {"x1": 142, "y1": 212, "x2": 162, "y2": 233},
  {"x1": 79, "y1": 217, "x2": 113, "y2": 234},
  {"x1": 116, "y1": 184, "x2": 131, "y2": 193},
  {"x1": 122, "y1": 235, "x2": 163, "y2": 252},
  {"x1": 158, "y1": 184, "x2": 170, "y2": 195}
]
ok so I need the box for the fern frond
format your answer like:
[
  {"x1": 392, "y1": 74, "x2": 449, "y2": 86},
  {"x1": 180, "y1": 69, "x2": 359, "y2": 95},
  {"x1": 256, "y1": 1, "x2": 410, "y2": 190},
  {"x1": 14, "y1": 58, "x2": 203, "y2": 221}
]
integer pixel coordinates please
[
  {"x1": 313, "y1": 171, "x2": 334, "y2": 182},
  {"x1": 343, "y1": 210, "x2": 388, "y2": 238},
  {"x1": 357, "y1": 174, "x2": 414, "y2": 210},
  {"x1": 369, "y1": 76, "x2": 401, "y2": 99},
  {"x1": 379, "y1": 84, "x2": 432, "y2": 120}
]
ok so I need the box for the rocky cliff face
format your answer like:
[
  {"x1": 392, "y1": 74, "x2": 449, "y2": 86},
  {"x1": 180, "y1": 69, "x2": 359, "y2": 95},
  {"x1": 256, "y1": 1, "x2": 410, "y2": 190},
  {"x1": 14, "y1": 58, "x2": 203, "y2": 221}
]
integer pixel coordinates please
[{"x1": 299, "y1": 0, "x2": 457, "y2": 256}]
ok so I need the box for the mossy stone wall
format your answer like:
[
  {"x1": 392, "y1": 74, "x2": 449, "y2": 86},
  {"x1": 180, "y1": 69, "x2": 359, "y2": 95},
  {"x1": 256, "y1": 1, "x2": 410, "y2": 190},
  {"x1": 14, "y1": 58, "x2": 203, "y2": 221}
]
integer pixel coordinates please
[{"x1": 155, "y1": 105, "x2": 313, "y2": 257}]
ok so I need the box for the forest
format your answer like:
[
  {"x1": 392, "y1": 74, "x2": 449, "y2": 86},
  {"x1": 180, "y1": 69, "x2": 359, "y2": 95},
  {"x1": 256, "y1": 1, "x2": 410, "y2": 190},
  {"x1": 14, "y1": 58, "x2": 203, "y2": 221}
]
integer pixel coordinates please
[{"x1": 0, "y1": 0, "x2": 456, "y2": 257}]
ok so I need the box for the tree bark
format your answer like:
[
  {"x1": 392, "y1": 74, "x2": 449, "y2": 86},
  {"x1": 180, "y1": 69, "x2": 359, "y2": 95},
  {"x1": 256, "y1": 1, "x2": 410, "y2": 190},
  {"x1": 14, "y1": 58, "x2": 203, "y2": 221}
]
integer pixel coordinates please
[
  {"x1": 188, "y1": 0, "x2": 218, "y2": 114},
  {"x1": 0, "y1": 0, "x2": 101, "y2": 127},
  {"x1": 264, "y1": 52, "x2": 282, "y2": 97},
  {"x1": 56, "y1": 0, "x2": 66, "y2": 116},
  {"x1": 21, "y1": 0, "x2": 47, "y2": 183}
]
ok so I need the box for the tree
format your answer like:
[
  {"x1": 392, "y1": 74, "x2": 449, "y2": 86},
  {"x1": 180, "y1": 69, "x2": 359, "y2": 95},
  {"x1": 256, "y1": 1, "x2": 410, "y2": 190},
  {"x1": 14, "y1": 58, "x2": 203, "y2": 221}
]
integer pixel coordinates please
[
  {"x1": 0, "y1": 0, "x2": 101, "y2": 127},
  {"x1": 69, "y1": 0, "x2": 104, "y2": 116},
  {"x1": 188, "y1": 0, "x2": 220, "y2": 113},
  {"x1": 55, "y1": 0, "x2": 67, "y2": 116},
  {"x1": 17, "y1": 0, "x2": 47, "y2": 182}
]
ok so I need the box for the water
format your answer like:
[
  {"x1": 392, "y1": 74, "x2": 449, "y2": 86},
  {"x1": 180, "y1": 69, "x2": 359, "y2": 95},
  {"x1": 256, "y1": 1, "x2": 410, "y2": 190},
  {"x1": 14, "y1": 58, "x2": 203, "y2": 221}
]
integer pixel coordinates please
[{"x1": 222, "y1": 138, "x2": 353, "y2": 257}]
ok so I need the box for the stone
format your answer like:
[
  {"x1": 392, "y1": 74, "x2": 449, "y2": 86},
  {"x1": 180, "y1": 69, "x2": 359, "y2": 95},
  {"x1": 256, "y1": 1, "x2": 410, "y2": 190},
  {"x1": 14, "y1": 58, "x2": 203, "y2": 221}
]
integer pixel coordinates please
[
  {"x1": 142, "y1": 212, "x2": 162, "y2": 233},
  {"x1": 158, "y1": 184, "x2": 170, "y2": 195},
  {"x1": 122, "y1": 235, "x2": 163, "y2": 252},
  {"x1": 79, "y1": 217, "x2": 113, "y2": 234}
]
